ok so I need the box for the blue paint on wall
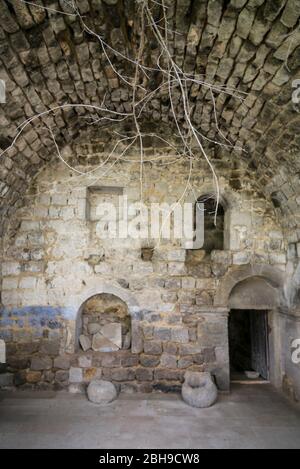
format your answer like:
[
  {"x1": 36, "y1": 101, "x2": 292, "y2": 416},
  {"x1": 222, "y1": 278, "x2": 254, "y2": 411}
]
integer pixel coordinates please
[
  {"x1": 0, "y1": 329, "x2": 12, "y2": 340},
  {"x1": 0, "y1": 306, "x2": 76, "y2": 330},
  {"x1": 0, "y1": 318, "x2": 14, "y2": 327}
]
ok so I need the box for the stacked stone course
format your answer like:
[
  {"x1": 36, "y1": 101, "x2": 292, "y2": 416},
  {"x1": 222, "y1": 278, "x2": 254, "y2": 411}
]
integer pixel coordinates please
[
  {"x1": 0, "y1": 0, "x2": 299, "y2": 242},
  {"x1": 0, "y1": 158, "x2": 289, "y2": 392},
  {"x1": 0, "y1": 0, "x2": 299, "y2": 401}
]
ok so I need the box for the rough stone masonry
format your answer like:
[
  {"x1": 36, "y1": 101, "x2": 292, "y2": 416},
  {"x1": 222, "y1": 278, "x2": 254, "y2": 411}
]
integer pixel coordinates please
[
  {"x1": 0, "y1": 153, "x2": 297, "y2": 396},
  {"x1": 0, "y1": 1, "x2": 299, "y2": 401}
]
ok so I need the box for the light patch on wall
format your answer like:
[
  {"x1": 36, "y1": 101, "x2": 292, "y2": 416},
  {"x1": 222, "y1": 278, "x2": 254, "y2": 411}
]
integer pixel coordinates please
[
  {"x1": 0, "y1": 80, "x2": 6, "y2": 104},
  {"x1": 0, "y1": 340, "x2": 5, "y2": 363},
  {"x1": 292, "y1": 79, "x2": 300, "y2": 113},
  {"x1": 291, "y1": 339, "x2": 300, "y2": 365}
]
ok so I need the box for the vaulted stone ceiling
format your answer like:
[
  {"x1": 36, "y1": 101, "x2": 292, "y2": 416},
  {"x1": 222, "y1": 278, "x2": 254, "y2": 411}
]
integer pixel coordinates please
[{"x1": 0, "y1": 0, "x2": 299, "y2": 239}]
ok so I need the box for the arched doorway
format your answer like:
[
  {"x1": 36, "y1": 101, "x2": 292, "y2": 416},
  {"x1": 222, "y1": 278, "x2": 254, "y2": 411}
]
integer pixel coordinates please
[{"x1": 228, "y1": 276, "x2": 280, "y2": 383}]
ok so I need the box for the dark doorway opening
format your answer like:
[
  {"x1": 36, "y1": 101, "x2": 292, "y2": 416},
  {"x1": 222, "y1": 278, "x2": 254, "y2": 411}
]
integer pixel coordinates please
[{"x1": 229, "y1": 310, "x2": 269, "y2": 381}]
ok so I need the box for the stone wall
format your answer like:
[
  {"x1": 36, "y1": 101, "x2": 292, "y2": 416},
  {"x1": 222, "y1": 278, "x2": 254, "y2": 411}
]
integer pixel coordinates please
[
  {"x1": 0, "y1": 0, "x2": 299, "y2": 247},
  {"x1": 0, "y1": 151, "x2": 293, "y2": 393},
  {"x1": 0, "y1": 0, "x2": 299, "y2": 400},
  {"x1": 281, "y1": 311, "x2": 300, "y2": 402}
]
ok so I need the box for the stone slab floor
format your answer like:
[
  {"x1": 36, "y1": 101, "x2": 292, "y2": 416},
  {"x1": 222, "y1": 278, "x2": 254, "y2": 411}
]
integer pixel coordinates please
[{"x1": 0, "y1": 384, "x2": 300, "y2": 449}]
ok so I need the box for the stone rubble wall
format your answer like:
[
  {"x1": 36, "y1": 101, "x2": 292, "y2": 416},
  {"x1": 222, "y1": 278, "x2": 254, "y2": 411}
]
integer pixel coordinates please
[
  {"x1": 0, "y1": 0, "x2": 299, "y2": 398},
  {"x1": 0, "y1": 0, "x2": 299, "y2": 246},
  {"x1": 0, "y1": 156, "x2": 291, "y2": 392}
]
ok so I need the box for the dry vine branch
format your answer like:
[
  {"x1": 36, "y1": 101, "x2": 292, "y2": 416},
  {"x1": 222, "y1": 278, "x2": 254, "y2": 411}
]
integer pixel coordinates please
[{"x1": 1, "y1": 0, "x2": 249, "y2": 227}]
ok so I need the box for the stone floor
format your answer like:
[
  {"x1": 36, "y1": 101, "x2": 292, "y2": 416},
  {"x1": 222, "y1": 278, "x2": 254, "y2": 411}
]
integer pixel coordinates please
[{"x1": 0, "y1": 384, "x2": 300, "y2": 449}]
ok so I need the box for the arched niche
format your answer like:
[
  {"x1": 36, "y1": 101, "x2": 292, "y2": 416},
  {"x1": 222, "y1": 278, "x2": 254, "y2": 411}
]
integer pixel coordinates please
[
  {"x1": 228, "y1": 276, "x2": 280, "y2": 310},
  {"x1": 185, "y1": 185, "x2": 238, "y2": 252},
  {"x1": 214, "y1": 264, "x2": 284, "y2": 308},
  {"x1": 67, "y1": 280, "x2": 140, "y2": 318},
  {"x1": 63, "y1": 280, "x2": 140, "y2": 354},
  {"x1": 77, "y1": 293, "x2": 131, "y2": 353}
]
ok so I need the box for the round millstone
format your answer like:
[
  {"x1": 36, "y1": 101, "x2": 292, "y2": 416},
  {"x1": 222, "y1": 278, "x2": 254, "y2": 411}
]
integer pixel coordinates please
[{"x1": 87, "y1": 380, "x2": 118, "y2": 405}]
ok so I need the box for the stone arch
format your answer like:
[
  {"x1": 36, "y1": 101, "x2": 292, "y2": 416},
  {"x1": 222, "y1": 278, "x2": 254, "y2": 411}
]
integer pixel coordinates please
[
  {"x1": 228, "y1": 276, "x2": 280, "y2": 310},
  {"x1": 78, "y1": 292, "x2": 131, "y2": 353},
  {"x1": 186, "y1": 185, "x2": 238, "y2": 251},
  {"x1": 66, "y1": 279, "x2": 140, "y2": 319},
  {"x1": 62, "y1": 280, "x2": 140, "y2": 354},
  {"x1": 214, "y1": 264, "x2": 285, "y2": 308},
  {"x1": 186, "y1": 183, "x2": 238, "y2": 212},
  {"x1": 287, "y1": 261, "x2": 300, "y2": 309}
]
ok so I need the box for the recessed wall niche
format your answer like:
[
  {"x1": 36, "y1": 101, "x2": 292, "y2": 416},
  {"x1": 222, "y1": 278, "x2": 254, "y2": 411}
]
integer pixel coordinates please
[
  {"x1": 86, "y1": 186, "x2": 124, "y2": 241},
  {"x1": 79, "y1": 293, "x2": 131, "y2": 353}
]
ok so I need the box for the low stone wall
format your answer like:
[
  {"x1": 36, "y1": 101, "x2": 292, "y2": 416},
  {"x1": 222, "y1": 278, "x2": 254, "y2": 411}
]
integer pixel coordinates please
[{"x1": 2, "y1": 316, "x2": 226, "y2": 392}]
